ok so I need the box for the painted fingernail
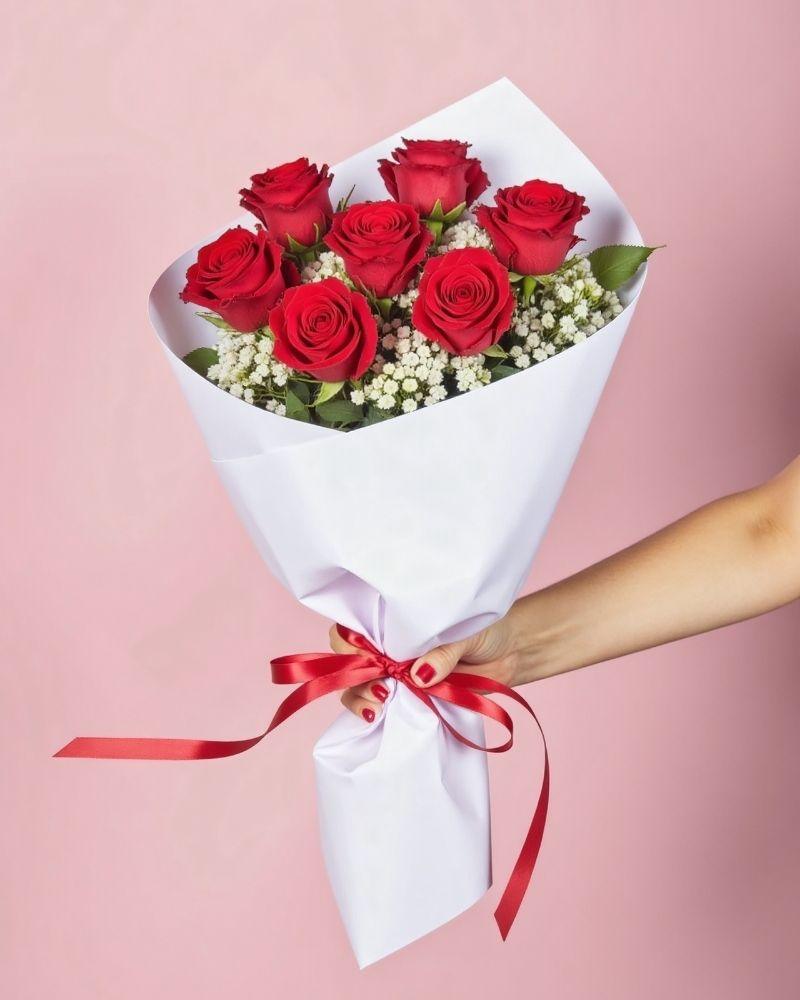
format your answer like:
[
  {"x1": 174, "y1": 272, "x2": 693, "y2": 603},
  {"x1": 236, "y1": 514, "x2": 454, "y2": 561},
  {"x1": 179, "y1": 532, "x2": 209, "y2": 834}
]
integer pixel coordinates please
[
  {"x1": 371, "y1": 684, "x2": 389, "y2": 702},
  {"x1": 415, "y1": 663, "x2": 435, "y2": 685},
  {"x1": 362, "y1": 708, "x2": 375, "y2": 723}
]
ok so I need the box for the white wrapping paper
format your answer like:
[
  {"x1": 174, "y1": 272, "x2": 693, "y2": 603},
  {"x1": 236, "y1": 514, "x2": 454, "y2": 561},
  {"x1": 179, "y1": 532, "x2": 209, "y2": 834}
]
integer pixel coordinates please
[{"x1": 149, "y1": 78, "x2": 646, "y2": 966}]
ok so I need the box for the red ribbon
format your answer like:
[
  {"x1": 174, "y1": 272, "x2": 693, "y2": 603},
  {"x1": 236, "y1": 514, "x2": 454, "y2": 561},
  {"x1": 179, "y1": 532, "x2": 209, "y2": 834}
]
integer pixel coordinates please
[{"x1": 55, "y1": 625, "x2": 549, "y2": 940}]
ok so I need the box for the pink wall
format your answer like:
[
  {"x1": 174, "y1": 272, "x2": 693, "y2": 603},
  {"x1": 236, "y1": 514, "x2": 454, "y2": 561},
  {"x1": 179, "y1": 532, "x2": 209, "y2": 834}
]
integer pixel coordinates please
[{"x1": 3, "y1": 2, "x2": 799, "y2": 997}]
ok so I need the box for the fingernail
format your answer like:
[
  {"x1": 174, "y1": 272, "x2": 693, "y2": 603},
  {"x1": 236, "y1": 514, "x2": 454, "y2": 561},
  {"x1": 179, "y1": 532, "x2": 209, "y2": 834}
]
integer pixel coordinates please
[
  {"x1": 414, "y1": 662, "x2": 435, "y2": 686},
  {"x1": 362, "y1": 708, "x2": 375, "y2": 723},
  {"x1": 371, "y1": 684, "x2": 389, "y2": 702}
]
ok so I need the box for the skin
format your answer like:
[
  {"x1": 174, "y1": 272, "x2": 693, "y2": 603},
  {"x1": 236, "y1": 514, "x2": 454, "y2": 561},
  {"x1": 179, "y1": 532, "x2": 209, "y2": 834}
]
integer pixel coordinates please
[{"x1": 334, "y1": 456, "x2": 800, "y2": 721}]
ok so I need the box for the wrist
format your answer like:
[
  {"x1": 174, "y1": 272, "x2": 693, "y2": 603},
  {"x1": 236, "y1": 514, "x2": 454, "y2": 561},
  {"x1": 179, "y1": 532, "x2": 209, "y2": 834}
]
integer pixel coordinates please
[{"x1": 505, "y1": 591, "x2": 578, "y2": 685}]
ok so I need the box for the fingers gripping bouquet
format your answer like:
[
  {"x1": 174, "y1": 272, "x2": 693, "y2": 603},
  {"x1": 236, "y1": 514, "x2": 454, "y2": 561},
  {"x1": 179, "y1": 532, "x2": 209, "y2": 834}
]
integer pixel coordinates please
[{"x1": 57, "y1": 81, "x2": 656, "y2": 966}]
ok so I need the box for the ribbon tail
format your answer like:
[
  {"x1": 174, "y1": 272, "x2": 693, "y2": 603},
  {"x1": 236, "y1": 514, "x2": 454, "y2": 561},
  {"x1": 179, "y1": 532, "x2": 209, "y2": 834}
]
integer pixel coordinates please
[
  {"x1": 421, "y1": 670, "x2": 551, "y2": 940},
  {"x1": 54, "y1": 661, "x2": 383, "y2": 761},
  {"x1": 53, "y1": 732, "x2": 270, "y2": 760},
  {"x1": 493, "y1": 746, "x2": 550, "y2": 939}
]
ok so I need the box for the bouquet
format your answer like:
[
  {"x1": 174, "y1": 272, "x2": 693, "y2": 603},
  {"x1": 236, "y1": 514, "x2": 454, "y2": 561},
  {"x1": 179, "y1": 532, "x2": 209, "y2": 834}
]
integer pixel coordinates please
[
  {"x1": 180, "y1": 150, "x2": 647, "y2": 429},
  {"x1": 57, "y1": 80, "x2": 656, "y2": 967}
]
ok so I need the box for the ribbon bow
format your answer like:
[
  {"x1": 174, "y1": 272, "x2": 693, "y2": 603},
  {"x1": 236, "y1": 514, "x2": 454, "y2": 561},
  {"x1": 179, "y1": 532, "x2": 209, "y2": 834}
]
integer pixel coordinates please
[{"x1": 56, "y1": 625, "x2": 549, "y2": 940}]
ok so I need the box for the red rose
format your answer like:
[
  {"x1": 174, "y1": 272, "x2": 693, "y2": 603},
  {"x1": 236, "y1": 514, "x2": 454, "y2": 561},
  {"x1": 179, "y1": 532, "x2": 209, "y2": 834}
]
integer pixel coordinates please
[
  {"x1": 269, "y1": 278, "x2": 378, "y2": 382},
  {"x1": 475, "y1": 180, "x2": 589, "y2": 275},
  {"x1": 323, "y1": 200, "x2": 433, "y2": 298},
  {"x1": 378, "y1": 138, "x2": 489, "y2": 217},
  {"x1": 412, "y1": 247, "x2": 515, "y2": 355},
  {"x1": 239, "y1": 158, "x2": 334, "y2": 248},
  {"x1": 179, "y1": 226, "x2": 297, "y2": 332}
]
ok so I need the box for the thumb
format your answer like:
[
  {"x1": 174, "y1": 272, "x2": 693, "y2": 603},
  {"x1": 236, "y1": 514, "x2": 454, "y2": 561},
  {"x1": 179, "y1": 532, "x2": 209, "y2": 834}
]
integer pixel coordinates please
[{"x1": 409, "y1": 634, "x2": 480, "y2": 688}]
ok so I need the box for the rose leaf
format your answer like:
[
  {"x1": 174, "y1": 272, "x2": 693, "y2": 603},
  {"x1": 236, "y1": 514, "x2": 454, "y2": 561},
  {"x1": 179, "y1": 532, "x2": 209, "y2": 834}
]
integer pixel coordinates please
[
  {"x1": 288, "y1": 379, "x2": 311, "y2": 404},
  {"x1": 316, "y1": 399, "x2": 363, "y2": 426},
  {"x1": 285, "y1": 388, "x2": 311, "y2": 423},
  {"x1": 196, "y1": 311, "x2": 235, "y2": 331},
  {"x1": 183, "y1": 347, "x2": 218, "y2": 377},
  {"x1": 587, "y1": 245, "x2": 663, "y2": 291},
  {"x1": 314, "y1": 381, "x2": 345, "y2": 407},
  {"x1": 490, "y1": 364, "x2": 518, "y2": 382}
]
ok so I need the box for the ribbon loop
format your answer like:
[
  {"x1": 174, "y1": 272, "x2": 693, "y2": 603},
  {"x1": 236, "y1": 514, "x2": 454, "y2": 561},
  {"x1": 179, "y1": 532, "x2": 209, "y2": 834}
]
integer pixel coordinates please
[{"x1": 55, "y1": 623, "x2": 549, "y2": 941}]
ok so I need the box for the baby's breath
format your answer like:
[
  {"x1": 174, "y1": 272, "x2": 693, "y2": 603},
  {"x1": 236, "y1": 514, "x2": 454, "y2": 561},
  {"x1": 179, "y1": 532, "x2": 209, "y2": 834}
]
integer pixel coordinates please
[{"x1": 504, "y1": 255, "x2": 621, "y2": 372}]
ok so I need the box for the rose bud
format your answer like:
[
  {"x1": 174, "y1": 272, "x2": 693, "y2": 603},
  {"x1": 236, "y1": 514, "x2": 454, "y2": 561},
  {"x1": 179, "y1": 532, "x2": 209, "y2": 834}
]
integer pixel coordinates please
[
  {"x1": 269, "y1": 277, "x2": 378, "y2": 383},
  {"x1": 179, "y1": 226, "x2": 298, "y2": 333},
  {"x1": 378, "y1": 138, "x2": 489, "y2": 218},
  {"x1": 475, "y1": 180, "x2": 589, "y2": 276},
  {"x1": 323, "y1": 200, "x2": 433, "y2": 299},
  {"x1": 239, "y1": 158, "x2": 334, "y2": 248},
  {"x1": 412, "y1": 247, "x2": 515, "y2": 355}
]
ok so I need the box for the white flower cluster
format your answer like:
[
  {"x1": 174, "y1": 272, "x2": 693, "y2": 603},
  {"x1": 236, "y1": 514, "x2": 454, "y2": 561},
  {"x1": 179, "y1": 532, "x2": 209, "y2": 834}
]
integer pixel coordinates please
[
  {"x1": 505, "y1": 256, "x2": 622, "y2": 369},
  {"x1": 206, "y1": 330, "x2": 288, "y2": 414},
  {"x1": 300, "y1": 251, "x2": 354, "y2": 287},
  {"x1": 437, "y1": 217, "x2": 492, "y2": 253},
  {"x1": 359, "y1": 319, "x2": 449, "y2": 413}
]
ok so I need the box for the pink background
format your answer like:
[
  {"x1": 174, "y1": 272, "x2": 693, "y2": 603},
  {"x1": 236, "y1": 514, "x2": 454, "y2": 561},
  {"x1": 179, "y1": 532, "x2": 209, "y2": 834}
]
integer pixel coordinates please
[{"x1": 3, "y1": 2, "x2": 799, "y2": 997}]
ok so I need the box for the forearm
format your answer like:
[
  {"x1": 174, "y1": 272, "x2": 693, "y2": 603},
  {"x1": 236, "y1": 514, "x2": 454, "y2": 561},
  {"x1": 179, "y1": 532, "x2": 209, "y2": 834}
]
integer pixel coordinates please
[{"x1": 510, "y1": 466, "x2": 800, "y2": 684}]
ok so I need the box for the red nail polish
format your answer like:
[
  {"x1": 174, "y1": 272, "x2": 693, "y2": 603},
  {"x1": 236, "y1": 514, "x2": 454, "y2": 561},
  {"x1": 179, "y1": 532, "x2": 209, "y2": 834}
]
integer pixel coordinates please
[
  {"x1": 415, "y1": 663, "x2": 435, "y2": 685},
  {"x1": 371, "y1": 684, "x2": 389, "y2": 702},
  {"x1": 362, "y1": 708, "x2": 375, "y2": 723}
]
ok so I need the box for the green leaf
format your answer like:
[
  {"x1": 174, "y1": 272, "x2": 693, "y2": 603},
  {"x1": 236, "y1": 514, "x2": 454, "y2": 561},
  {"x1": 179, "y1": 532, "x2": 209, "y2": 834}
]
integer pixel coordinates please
[
  {"x1": 441, "y1": 201, "x2": 467, "y2": 225},
  {"x1": 182, "y1": 347, "x2": 218, "y2": 377},
  {"x1": 285, "y1": 388, "x2": 311, "y2": 422},
  {"x1": 288, "y1": 379, "x2": 311, "y2": 404},
  {"x1": 483, "y1": 343, "x2": 508, "y2": 359},
  {"x1": 316, "y1": 399, "x2": 364, "y2": 425},
  {"x1": 314, "y1": 381, "x2": 345, "y2": 406},
  {"x1": 196, "y1": 311, "x2": 235, "y2": 331},
  {"x1": 491, "y1": 364, "x2": 518, "y2": 381},
  {"x1": 336, "y1": 185, "x2": 356, "y2": 212},
  {"x1": 364, "y1": 404, "x2": 393, "y2": 425},
  {"x1": 587, "y1": 245, "x2": 663, "y2": 291},
  {"x1": 508, "y1": 271, "x2": 525, "y2": 283}
]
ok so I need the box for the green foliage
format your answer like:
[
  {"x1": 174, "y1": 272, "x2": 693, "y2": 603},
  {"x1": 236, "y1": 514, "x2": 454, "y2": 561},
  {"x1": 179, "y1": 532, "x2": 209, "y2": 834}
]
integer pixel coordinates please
[
  {"x1": 426, "y1": 199, "x2": 467, "y2": 224},
  {"x1": 316, "y1": 398, "x2": 364, "y2": 426},
  {"x1": 182, "y1": 347, "x2": 218, "y2": 376},
  {"x1": 483, "y1": 343, "x2": 508, "y2": 359},
  {"x1": 196, "y1": 311, "x2": 235, "y2": 331},
  {"x1": 288, "y1": 379, "x2": 311, "y2": 404},
  {"x1": 490, "y1": 364, "x2": 518, "y2": 382},
  {"x1": 285, "y1": 387, "x2": 311, "y2": 422},
  {"x1": 336, "y1": 185, "x2": 356, "y2": 212},
  {"x1": 285, "y1": 233, "x2": 310, "y2": 254},
  {"x1": 587, "y1": 245, "x2": 662, "y2": 291},
  {"x1": 363, "y1": 405, "x2": 393, "y2": 426},
  {"x1": 314, "y1": 381, "x2": 345, "y2": 406}
]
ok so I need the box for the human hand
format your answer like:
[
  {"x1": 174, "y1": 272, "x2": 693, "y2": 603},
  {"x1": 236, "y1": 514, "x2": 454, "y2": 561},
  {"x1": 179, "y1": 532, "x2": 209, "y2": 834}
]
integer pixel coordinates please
[{"x1": 330, "y1": 614, "x2": 522, "y2": 722}]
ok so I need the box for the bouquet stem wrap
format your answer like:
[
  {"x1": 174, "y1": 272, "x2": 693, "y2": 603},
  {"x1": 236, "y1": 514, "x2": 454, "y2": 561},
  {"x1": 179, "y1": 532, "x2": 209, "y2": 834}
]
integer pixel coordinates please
[{"x1": 56, "y1": 626, "x2": 549, "y2": 944}]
